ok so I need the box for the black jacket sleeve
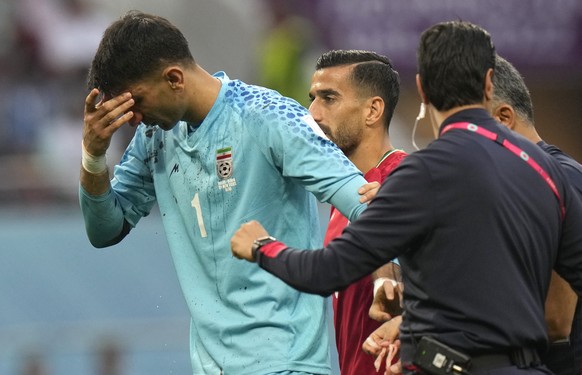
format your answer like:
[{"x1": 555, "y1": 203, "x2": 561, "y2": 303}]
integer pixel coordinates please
[{"x1": 256, "y1": 154, "x2": 435, "y2": 296}]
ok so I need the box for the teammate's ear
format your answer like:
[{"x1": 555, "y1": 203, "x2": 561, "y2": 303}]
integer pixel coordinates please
[{"x1": 366, "y1": 96, "x2": 384, "y2": 126}]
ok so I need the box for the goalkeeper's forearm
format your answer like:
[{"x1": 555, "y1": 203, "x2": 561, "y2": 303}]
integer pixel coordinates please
[{"x1": 79, "y1": 166, "x2": 128, "y2": 248}]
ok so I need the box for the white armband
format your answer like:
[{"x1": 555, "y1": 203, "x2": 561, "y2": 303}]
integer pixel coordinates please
[
  {"x1": 373, "y1": 277, "x2": 397, "y2": 297},
  {"x1": 81, "y1": 142, "x2": 107, "y2": 174}
]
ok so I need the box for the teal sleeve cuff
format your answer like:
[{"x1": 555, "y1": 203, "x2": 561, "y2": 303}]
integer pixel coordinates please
[
  {"x1": 79, "y1": 185, "x2": 127, "y2": 248},
  {"x1": 327, "y1": 175, "x2": 369, "y2": 222}
]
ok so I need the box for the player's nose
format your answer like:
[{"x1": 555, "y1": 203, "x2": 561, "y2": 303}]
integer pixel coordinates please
[{"x1": 308, "y1": 102, "x2": 322, "y2": 122}]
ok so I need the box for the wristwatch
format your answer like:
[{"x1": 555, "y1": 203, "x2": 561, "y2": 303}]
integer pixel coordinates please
[{"x1": 251, "y1": 236, "x2": 277, "y2": 258}]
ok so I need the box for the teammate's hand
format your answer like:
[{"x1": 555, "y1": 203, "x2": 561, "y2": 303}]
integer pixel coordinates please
[
  {"x1": 358, "y1": 181, "x2": 380, "y2": 204},
  {"x1": 369, "y1": 279, "x2": 404, "y2": 322},
  {"x1": 363, "y1": 316, "x2": 401, "y2": 355},
  {"x1": 362, "y1": 316, "x2": 402, "y2": 375},
  {"x1": 83, "y1": 89, "x2": 135, "y2": 156},
  {"x1": 231, "y1": 220, "x2": 269, "y2": 262}
]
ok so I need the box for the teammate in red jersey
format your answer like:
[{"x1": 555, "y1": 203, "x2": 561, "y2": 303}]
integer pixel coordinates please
[{"x1": 308, "y1": 49, "x2": 406, "y2": 375}]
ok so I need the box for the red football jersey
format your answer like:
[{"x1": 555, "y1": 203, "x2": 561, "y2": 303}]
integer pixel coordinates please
[{"x1": 326, "y1": 150, "x2": 407, "y2": 375}]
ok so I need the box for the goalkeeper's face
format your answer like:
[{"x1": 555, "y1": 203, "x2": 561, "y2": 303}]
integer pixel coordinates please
[{"x1": 123, "y1": 76, "x2": 184, "y2": 131}]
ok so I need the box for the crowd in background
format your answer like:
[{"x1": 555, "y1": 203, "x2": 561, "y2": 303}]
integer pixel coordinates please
[{"x1": 0, "y1": 0, "x2": 110, "y2": 204}]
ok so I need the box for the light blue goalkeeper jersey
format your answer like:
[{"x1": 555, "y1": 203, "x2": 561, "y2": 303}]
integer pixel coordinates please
[{"x1": 80, "y1": 72, "x2": 367, "y2": 375}]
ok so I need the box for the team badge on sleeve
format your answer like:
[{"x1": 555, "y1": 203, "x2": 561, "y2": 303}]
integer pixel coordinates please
[{"x1": 216, "y1": 147, "x2": 237, "y2": 192}]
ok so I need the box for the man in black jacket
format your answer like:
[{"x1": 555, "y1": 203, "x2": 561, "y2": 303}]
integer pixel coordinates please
[
  {"x1": 231, "y1": 21, "x2": 582, "y2": 375},
  {"x1": 489, "y1": 54, "x2": 582, "y2": 375}
]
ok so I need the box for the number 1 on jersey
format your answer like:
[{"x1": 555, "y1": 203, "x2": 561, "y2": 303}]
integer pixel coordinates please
[{"x1": 191, "y1": 193, "x2": 208, "y2": 238}]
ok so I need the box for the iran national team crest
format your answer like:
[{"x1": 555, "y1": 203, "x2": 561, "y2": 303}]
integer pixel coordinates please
[
  {"x1": 216, "y1": 147, "x2": 233, "y2": 178},
  {"x1": 216, "y1": 146, "x2": 237, "y2": 192}
]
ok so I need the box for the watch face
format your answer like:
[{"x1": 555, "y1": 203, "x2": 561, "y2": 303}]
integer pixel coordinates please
[
  {"x1": 253, "y1": 236, "x2": 276, "y2": 251},
  {"x1": 260, "y1": 237, "x2": 275, "y2": 245}
]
